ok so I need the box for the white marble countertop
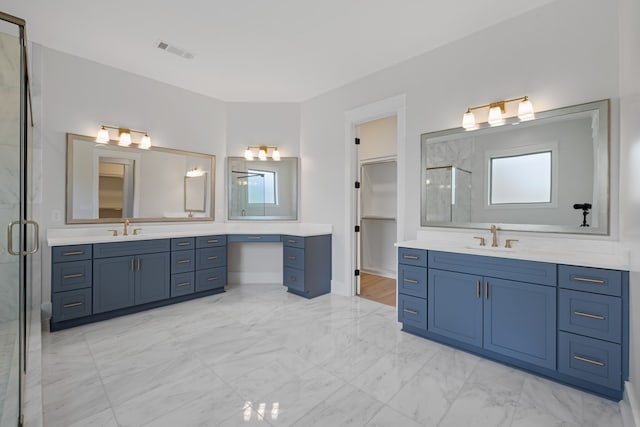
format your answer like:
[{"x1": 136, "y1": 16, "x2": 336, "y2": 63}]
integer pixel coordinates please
[
  {"x1": 47, "y1": 222, "x2": 332, "y2": 246},
  {"x1": 396, "y1": 239, "x2": 630, "y2": 271}
]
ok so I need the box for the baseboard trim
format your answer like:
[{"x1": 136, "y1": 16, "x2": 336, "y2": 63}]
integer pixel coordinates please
[
  {"x1": 361, "y1": 268, "x2": 396, "y2": 279},
  {"x1": 623, "y1": 382, "x2": 640, "y2": 427}
]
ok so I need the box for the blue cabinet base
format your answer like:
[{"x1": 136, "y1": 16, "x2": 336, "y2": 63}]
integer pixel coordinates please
[
  {"x1": 50, "y1": 287, "x2": 225, "y2": 332},
  {"x1": 401, "y1": 324, "x2": 622, "y2": 401}
]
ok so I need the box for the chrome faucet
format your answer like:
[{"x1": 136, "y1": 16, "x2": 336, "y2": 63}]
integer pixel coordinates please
[
  {"x1": 490, "y1": 224, "x2": 498, "y2": 247},
  {"x1": 123, "y1": 218, "x2": 131, "y2": 236}
]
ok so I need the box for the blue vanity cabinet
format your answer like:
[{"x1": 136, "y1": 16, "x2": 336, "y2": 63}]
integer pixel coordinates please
[
  {"x1": 282, "y1": 234, "x2": 331, "y2": 298},
  {"x1": 135, "y1": 252, "x2": 171, "y2": 304},
  {"x1": 397, "y1": 248, "x2": 428, "y2": 332},
  {"x1": 170, "y1": 238, "x2": 195, "y2": 296},
  {"x1": 194, "y1": 235, "x2": 228, "y2": 292},
  {"x1": 92, "y1": 255, "x2": 136, "y2": 314},
  {"x1": 51, "y1": 244, "x2": 93, "y2": 322}
]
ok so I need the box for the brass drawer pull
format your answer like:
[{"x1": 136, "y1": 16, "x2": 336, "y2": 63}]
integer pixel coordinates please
[
  {"x1": 177, "y1": 260, "x2": 191, "y2": 264},
  {"x1": 248, "y1": 236, "x2": 262, "y2": 240},
  {"x1": 574, "y1": 277, "x2": 605, "y2": 285},
  {"x1": 476, "y1": 280, "x2": 481, "y2": 299},
  {"x1": 287, "y1": 240, "x2": 297, "y2": 244},
  {"x1": 130, "y1": 258, "x2": 135, "y2": 272},
  {"x1": 403, "y1": 308, "x2": 418, "y2": 315},
  {"x1": 574, "y1": 311, "x2": 605, "y2": 321},
  {"x1": 207, "y1": 239, "x2": 219, "y2": 243},
  {"x1": 63, "y1": 302, "x2": 83, "y2": 308},
  {"x1": 63, "y1": 273, "x2": 83, "y2": 279},
  {"x1": 288, "y1": 256, "x2": 297, "y2": 260},
  {"x1": 574, "y1": 355, "x2": 605, "y2": 367},
  {"x1": 63, "y1": 251, "x2": 84, "y2": 256},
  {"x1": 207, "y1": 277, "x2": 218, "y2": 281},
  {"x1": 177, "y1": 282, "x2": 191, "y2": 287},
  {"x1": 177, "y1": 242, "x2": 191, "y2": 246},
  {"x1": 137, "y1": 258, "x2": 142, "y2": 270},
  {"x1": 403, "y1": 255, "x2": 418, "y2": 260},
  {"x1": 207, "y1": 256, "x2": 218, "y2": 260},
  {"x1": 403, "y1": 278, "x2": 418, "y2": 284}
]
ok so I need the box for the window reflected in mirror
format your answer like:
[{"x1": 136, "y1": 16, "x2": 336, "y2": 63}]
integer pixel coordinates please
[{"x1": 490, "y1": 151, "x2": 551, "y2": 205}]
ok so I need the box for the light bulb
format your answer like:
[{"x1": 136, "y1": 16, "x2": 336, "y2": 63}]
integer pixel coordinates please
[
  {"x1": 139, "y1": 133, "x2": 151, "y2": 149},
  {"x1": 96, "y1": 126, "x2": 110, "y2": 143},
  {"x1": 118, "y1": 131, "x2": 132, "y2": 146},
  {"x1": 258, "y1": 148, "x2": 267, "y2": 161},
  {"x1": 462, "y1": 111, "x2": 477, "y2": 130},
  {"x1": 271, "y1": 148, "x2": 281, "y2": 161},
  {"x1": 518, "y1": 98, "x2": 535, "y2": 121},
  {"x1": 244, "y1": 148, "x2": 254, "y2": 160},
  {"x1": 488, "y1": 106, "x2": 505, "y2": 127}
]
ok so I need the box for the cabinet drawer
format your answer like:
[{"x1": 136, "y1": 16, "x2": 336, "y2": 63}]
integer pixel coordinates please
[
  {"x1": 284, "y1": 247, "x2": 305, "y2": 270},
  {"x1": 171, "y1": 237, "x2": 195, "y2": 251},
  {"x1": 171, "y1": 250, "x2": 195, "y2": 274},
  {"x1": 94, "y1": 239, "x2": 170, "y2": 258},
  {"x1": 398, "y1": 247, "x2": 427, "y2": 267},
  {"x1": 195, "y1": 267, "x2": 226, "y2": 292},
  {"x1": 558, "y1": 265, "x2": 622, "y2": 297},
  {"x1": 196, "y1": 247, "x2": 227, "y2": 270},
  {"x1": 558, "y1": 331, "x2": 622, "y2": 390},
  {"x1": 282, "y1": 235, "x2": 304, "y2": 249},
  {"x1": 398, "y1": 264, "x2": 427, "y2": 299},
  {"x1": 195, "y1": 235, "x2": 227, "y2": 248},
  {"x1": 52, "y1": 288, "x2": 92, "y2": 322},
  {"x1": 559, "y1": 289, "x2": 622, "y2": 343},
  {"x1": 398, "y1": 294, "x2": 427, "y2": 331},
  {"x1": 171, "y1": 272, "x2": 195, "y2": 297},
  {"x1": 52, "y1": 260, "x2": 92, "y2": 292},
  {"x1": 52, "y1": 245, "x2": 92, "y2": 263},
  {"x1": 227, "y1": 234, "x2": 281, "y2": 243},
  {"x1": 284, "y1": 267, "x2": 305, "y2": 292}
]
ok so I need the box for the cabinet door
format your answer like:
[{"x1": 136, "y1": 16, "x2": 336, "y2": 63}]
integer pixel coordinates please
[
  {"x1": 93, "y1": 256, "x2": 135, "y2": 314},
  {"x1": 135, "y1": 252, "x2": 171, "y2": 304},
  {"x1": 428, "y1": 269, "x2": 483, "y2": 347},
  {"x1": 483, "y1": 278, "x2": 556, "y2": 370}
]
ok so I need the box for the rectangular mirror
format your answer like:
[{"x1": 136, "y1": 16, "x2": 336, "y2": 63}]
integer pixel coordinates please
[
  {"x1": 421, "y1": 99, "x2": 609, "y2": 234},
  {"x1": 227, "y1": 157, "x2": 298, "y2": 220},
  {"x1": 67, "y1": 133, "x2": 215, "y2": 223}
]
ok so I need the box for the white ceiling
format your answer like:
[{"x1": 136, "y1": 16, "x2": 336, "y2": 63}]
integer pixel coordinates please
[{"x1": 3, "y1": 0, "x2": 553, "y2": 102}]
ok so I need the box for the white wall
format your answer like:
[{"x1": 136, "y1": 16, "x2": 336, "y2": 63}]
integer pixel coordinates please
[
  {"x1": 300, "y1": 0, "x2": 620, "y2": 296},
  {"x1": 618, "y1": 0, "x2": 640, "y2": 417}
]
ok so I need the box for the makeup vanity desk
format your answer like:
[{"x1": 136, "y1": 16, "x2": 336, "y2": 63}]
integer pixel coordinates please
[{"x1": 47, "y1": 223, "x2": 332, "y2": 331}]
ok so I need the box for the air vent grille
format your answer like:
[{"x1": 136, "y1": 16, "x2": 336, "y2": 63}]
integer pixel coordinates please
[{"x1": 156, "y1": 40, "x2": 194, "y2": 60}]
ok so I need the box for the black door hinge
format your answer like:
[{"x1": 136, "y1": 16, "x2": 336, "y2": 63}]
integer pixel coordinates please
[
  {"x1": 355, "y1": 137, "x2": 360, "y2": 145},
  {"x1": 355, "y1": 181, "x2": 360, "y2": 189},
  {"x1": 354, "y1": 269, "x2": 360, "y2": 276},
  {"x1": 355, "y1": 225, "x2": 360, "y2": 232}
]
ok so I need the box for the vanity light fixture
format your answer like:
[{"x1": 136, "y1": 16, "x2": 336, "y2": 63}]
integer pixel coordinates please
[
  {"x1": 243, "y1": 145, "x2": 281, "y2": 161},
  {"x1": 95, "y1": 125, "x2": 153, "y2": 149},
  {"x1": 462, "y1": 96, "x2": 535, "y2": 130},
  {"x1": 186, "y1": 167, "x2": 204, "y2": 177}
]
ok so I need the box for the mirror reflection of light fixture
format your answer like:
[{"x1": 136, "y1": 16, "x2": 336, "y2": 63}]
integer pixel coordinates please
[
  {"x1": 462, "y1": 96, "x2": 534, "y2": 130},
  {"x1": 243, "y1": 145, "x2": 281, "y2": 161},
  {"x1": 95, "y1": 125, "x2": 153, "y2": 149},
  {"x1": 186, "y1": 167, "x2": 204, "y2": 177}
]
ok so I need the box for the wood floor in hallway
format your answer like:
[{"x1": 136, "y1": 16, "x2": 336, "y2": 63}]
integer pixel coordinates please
[{"x1": 359, "y1": 272, "x2": 396, "y2": 307}]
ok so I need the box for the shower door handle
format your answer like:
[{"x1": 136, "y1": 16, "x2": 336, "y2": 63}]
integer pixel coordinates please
[{"x1": 7, "y1": 219, "x2": 40, "y2": 256}]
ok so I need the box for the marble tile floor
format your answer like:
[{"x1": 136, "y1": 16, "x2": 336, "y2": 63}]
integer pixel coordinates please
[{"x1": 41, "y1": 282, "x2": 625, "y2": 427}]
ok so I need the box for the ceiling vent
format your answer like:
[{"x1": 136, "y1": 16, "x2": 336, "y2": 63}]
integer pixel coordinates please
[{"x1": 156, "y1": 40, "x2": 195, "y2": 60}]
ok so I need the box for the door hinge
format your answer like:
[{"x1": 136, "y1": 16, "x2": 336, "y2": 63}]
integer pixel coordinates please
[
  {"x1": 355, "y1": 225, "x2": 360, "y2": 232},
  {"x1": 355, "y1": 181, "x2": 360, "y2": 189},
  {"x1": 355, "y1": 269, "x2": 360, "y2": 276},
  {"x1": 355, "y1": 137, "x2": 360, "y2": 145}
]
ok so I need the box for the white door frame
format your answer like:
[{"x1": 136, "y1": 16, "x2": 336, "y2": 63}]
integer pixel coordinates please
[{"x1": 344, "y1": 94, "x2": 406, "y2": 298}]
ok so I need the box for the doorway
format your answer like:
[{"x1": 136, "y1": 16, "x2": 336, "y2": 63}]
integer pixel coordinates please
[{"x1": 357, "y1": 116, "x2": 398, "y2": 307}]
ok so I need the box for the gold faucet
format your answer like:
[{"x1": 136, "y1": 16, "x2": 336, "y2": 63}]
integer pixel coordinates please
[
  {"x1": 123, "y1": 218, "x2": 131, "y2": 236},
  {"x1": 490, "y1": 224, "x2": 498, "y2": 247}
]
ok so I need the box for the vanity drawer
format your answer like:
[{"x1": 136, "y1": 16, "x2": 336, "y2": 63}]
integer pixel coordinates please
[
  {"x1": 558, "y1": 289, "x2": 621, "y2": 343},
  {"x1": 282, "y1": 235, "x2": 305, "y2": 249},
  {"x1": 398, "y1": 264, "x2": 427, "y2": 299},
  {"x1": 195, "y1": 235, "x2": 226, "y2": 248},
  {"x1": 558, "y1": 265, "x2": 622, "y2": 296},
  {"x1": 227, "y1": 234, "x2": 281, "y2": 243},
  {"x1": 52, "y1": 245, "x2": 92, "y2": 263},
  {"x1": 52, "y1": 260, "x2": 92, "y2": 293},
  {"x1": 171, "y1": 237, "x2": 195, "y2": 251},
  {"x1": 94, "y1": 239, "x2": 170, "y2": 258},
  {"x1": 398, "y1": 247, "x2": 428, "y2": 267},
  {"x1": 284, "y1": 247, "x2": 305, "y2": 270},
  {"x1": 284, "y1": 267, "x2": 305, "y2": 293},
  {"x1": 398, "y1": 294, "x2": 427, "y2": 331},
  {"x1": 171, "y1": 272, "x2": 195, "y2": 297},
  {"x1": 52, "y1": 288, "x2": 92, "y2": 322},
  {"x1": 196, "y1": 247, "x2": 226, "y2": 270},
  {"x1": 195, "y1": 267, "x2": 226, "y2": 292},
  {"x1": 558, "y1": 331, "x2": 621, "y2": 390},
  {"x1": 171, "y1": 250, "x2": 195, "y2": 274}
]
